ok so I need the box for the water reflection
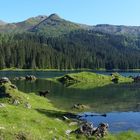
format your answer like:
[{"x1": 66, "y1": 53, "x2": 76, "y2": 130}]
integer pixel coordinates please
[{"x1": 12, "y1": 79, "x2": 140, "y2": 113}]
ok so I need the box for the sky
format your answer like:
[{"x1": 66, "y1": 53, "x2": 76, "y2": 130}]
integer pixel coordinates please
[{"x1": 0, "y1": 0, "x2": 140, "y2": 26}]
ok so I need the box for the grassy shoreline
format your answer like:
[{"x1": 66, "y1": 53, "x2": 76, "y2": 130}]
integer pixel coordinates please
[
  {"x1": 0, "y1": 82, "x2": 139, "y2": 139},
  {"x1": 1, "y1": 68, "x2": 140, "y2": 72},
  {"x1": 48, "y1": 72, "x2": 133, "y2": 89},
  {"x1": 0, "y1": 72, "x2": 139, "y2": 139}
]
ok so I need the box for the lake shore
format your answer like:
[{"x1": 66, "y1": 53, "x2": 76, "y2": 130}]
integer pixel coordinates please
[
  {"x1": 1, "y1": 68, "x2": 140, "y2": 72},
  {"x1": 0, "y1": 81, "x2": 140, "y2": 139}
]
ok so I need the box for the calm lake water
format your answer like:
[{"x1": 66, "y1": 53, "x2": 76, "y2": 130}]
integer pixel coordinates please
[{"x1": 1, "y1": 70, "x2": 140, "y2": 133}]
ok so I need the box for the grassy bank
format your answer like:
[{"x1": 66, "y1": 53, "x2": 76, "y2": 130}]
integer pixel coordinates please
[
  {"x1": 49, "y1": 72, "x2": 133, "y2": 89},
  {"x1": 0, "y1": 82, "x2": 79, "y2": 140},
  {"x1": 0, "y1": 77, "x2": 139, "y2": 139},
  {"x1": 0, "y1": 68, "x2": 92, "y2": 71}
]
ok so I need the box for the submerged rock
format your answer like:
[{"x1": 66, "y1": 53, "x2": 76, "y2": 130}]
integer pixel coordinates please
[
  {"x1": 14, "y1": 76, "x2": 25, "y2": 81},
  {"x1": 25, "y1": 75, "x2": 36, "y2": 81},
  {"x1": 72, "y1": 104, "x2": 89, "y2": 110}
]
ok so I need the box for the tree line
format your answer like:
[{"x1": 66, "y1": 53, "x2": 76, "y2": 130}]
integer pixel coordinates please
[{"x1": 0, "y1": 30, "x2": 140, "y2": 70}]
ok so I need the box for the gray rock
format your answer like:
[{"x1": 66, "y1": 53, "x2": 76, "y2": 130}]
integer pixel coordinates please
[
  {"x1": 0, "y1": 103, "x2": 6, "y2": 107},
  {"x1": 10, "y1": 84, "x2": 17, "y2": 89},
  {"x1": 73, "y1": 122, "x2": 109, "y2": 138},
  {"x1": 69, "y1": 122, "x2": 78, "y2": 126},
  {"x1": 94, "y1": 123, "x2": 109, "y2": 138},
  {"x1": 24, "y1": 102, "x2": 31, "y2": 109},
  {"x1": 13, "y1": 99, "x2": 20, "y2": 105},
  {"x1": 25, "y1": 75, "x2": 36, "y2": 81},
  {"x1": 0, "y1": 77, "x2": 10, "y2": 84}
]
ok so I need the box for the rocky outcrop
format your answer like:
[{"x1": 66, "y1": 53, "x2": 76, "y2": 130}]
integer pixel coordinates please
[
  {"x1": 73, "y1": 122, "x2": 109, "y2": 138},
  {"x1": 72, "y1": 104, "x2": 89, "y2": 110},
  {"x1": 0, "y1": 77, "x2": 10, "y2": 84},
  {"x1": 25, "y1": 75, "x2": 37, "y2": 81},
  {"x1": 14, "y1": 75, "x2": 37, "y2": 81}
]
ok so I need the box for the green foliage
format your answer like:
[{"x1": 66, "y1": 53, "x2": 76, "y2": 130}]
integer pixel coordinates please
[
  {"x1": 1, "y1": 30, "x2": 140, "y2": 70},
  {"x1": 54, "y1": 72, "x2": 133, "y2": 89}
]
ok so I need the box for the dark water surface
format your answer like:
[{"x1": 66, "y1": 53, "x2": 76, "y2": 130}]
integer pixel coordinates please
[{"x1": 1, "y1": 70, "x2": 140, "y2": 132}]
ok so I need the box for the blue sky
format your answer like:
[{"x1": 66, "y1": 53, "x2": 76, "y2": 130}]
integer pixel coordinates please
[{"x1": 0, "y1": 0, "x2": 140, "y2": 25}]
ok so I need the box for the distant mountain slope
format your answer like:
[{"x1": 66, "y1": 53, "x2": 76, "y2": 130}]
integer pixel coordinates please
[
  {"x1": 15, "y1": 15, "x2": 47, "y2": 31},
  {"x1": 0, "y1": 14, "x2": 140, "y2": 69},
  {"x1": 29, "y1": 14, "x2": 81, "y2": 36},
  {"x1": 92, "y1": 24, "x2": 140, "y2": 36},
  {"x1": 0, "y1": 20, "x2": 7, "y2": 25},
  {"x1": 0, "y1": 14, "x2": 140, "y2": 36},
  {"x1": 0, "y1": 15, "x2": 48, "y2": 33}
]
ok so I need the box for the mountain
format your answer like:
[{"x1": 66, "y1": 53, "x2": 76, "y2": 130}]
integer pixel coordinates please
[
  {"x1": 15, "y1": 15, "x2": 47, "y2": 30},
  {"x1": 0, "y1": 14, "x2": 81, "y2": 35},
  {"x1": 0, "y1": 20, "x2": 7, "y2": 25},
  {"x1": 0, "y1": 15, "x2": 47, "y2": 33},
  {"x1": 92, "y1": 24, "x2": 140, "y2": 36},
  {"x1": 29, "y1": 13, "x2": 81, "y2": 36},
  {"x1": 1, "y1": 14, "x2": 140, "y2": 36},
  {"x1": 0, "y1": 14, "x2": 140, "y2": 69}
]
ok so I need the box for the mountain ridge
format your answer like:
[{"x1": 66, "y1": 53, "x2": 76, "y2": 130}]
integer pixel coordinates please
[{"x1": 1, "y1": 13, "x2": 140, "y2": 36}]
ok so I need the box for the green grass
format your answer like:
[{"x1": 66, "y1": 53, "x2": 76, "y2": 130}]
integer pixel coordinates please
[
  {"x1": 50, "y1": 72, "x2": 133, "y2": 89},
  {"x1": 104, "y1": 131, "x2": 140, "y2": 140},
  {"x1": 0, "y1": 81, "x2": 139, "y2": 139},
  {"x1": 0, "y1": 82, "x2": 78, "y2": 140}
]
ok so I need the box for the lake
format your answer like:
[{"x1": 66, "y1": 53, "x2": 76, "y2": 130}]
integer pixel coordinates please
[{"x1": 1, "y1": 70, "x2": 140, "y2": 133}]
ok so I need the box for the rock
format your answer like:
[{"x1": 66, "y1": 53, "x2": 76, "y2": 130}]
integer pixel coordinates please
[
  {"x1": 13, "y1": 99, "x2": 20, "y2": 105},
  {"x1": 0, "y1": 77, "x2": 10, "y2": 84},
  {"x1": 65, "y1": 130, "x2": 72, "y2": 135},
  {"x1": 72, "y1": 122, "x2": 109, "y2": 138},
  {"x1": 24, "y1": 102, "x2": 31, "y2": 109},
  {"x1": 72, "y1": 104, "x2": 89, "y2": 110},
  {"x1": 10, "y1": 84, "x2": 17, "y2": 89},
  {"x1": 14, "y1": 76, "x2": 26, "y2": 80},
  {"x1": 0, "y1": 103, "x2": 6, "y2": 107},
  {"x1": 74, "y1": 122, "x2": 94, "y2": 136},
  {"x1": 69, "y1": 121, "x2": 78, "y2": 126},
  {"x1": 25, "y1": 75, "x2": 36, "y2": 81},
  {"x1": 94, "y1": 123, "x2": 109, "y2": 138}
]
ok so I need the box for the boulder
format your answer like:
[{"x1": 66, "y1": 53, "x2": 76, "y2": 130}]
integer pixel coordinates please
[
  {"x1": 94, "y1": 123, "x2": 109, "y2": 137},
  {"x1": 72, "y1": 104, "x2": 89, "y2": 110},
  {"x1": 72, "y1": 122, "x2": 109, "y2": 138},
  {"x1": 25, "y1": 75, "x2": 36, "y2": 81},
  {"x1": 0, "y1": 77, "x2": 10, "y2": 84}
]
